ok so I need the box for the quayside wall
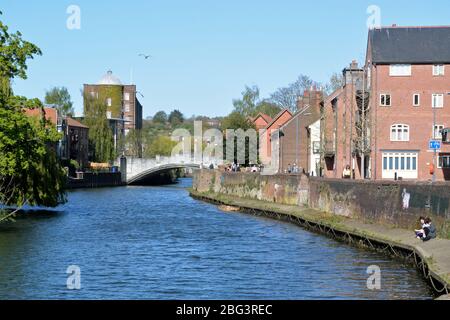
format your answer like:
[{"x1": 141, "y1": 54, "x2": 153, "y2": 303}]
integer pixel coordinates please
[{"x1": 193, "y1": 170, "x2": 450, "y2": 237}]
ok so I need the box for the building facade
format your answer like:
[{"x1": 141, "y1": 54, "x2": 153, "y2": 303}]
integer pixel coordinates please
[
  {"x1": 321, "y1": 61, "x2": 366, "y2": 179},
  {"x1": 278, "y1": 90, "x2": 323, "y2": 175},
  {"x1": 366, "y1": 26, "x2": 450, "y2": 181},
  {"x1": 83, "y1": 70, "x2": 144, "y2": 156},
  {"x1": 260, "y1": 109, "x2": 293, "y2": 164},
  {"x1": 250, "y1": 113, "x2": 273, "y2": 131},
  {"x1": 320, "y1": 26, "x2": 450, "y2": 182}
]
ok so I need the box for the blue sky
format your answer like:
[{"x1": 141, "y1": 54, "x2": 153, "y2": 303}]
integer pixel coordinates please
[{"x1": 2, "y1": 0, "x2": 449, "y2": 118}]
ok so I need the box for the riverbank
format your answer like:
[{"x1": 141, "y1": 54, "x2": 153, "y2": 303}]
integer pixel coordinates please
[{"x1": 189, "y1": 189, "x2": 450, "y2": 298}]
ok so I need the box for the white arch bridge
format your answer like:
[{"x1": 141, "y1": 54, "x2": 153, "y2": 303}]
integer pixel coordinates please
[{"x1": 116, "y1": 155, "x2": 219, "y2": 185}]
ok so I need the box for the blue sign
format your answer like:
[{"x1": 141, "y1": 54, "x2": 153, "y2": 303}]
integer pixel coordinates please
[{"x1": 429, "y1": 140, "x2": 441, "y2": 150}]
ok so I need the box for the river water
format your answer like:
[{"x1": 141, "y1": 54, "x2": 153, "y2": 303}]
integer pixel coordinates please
[{"x1": 0, "y1": 178, "x2": 433, "y2": 300}]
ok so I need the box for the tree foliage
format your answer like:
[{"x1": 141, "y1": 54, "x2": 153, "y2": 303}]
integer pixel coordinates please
[
  {"x1": 83, "y1": 94, "x2": 115, "y2": 162},
  {"x1": 232, "y1": 85, "x2": 260, "y2": 117},
  {"x1": 221, "y1": 111, "x2": 255, "y2": 131},
  {"x1": 144, "y1": 135, "x2": 177, "y2": 158},
  {"x1": 153, "y1": 111, "x2": 168, "y2": 124},
  {"x1": 268, "y1": 75, "x2": 319, "y2": 112},
  {"x1": 324, "y1": 72, "x2": 344, "y2": 96},
  {"x1": 168, "y1": 109, "x2": 184, "y2": 126},
  {"x1": 124, "y1": 128, "x2": 142, "y2": 157},
  {"x1": 44, "y1": 86, "x2": 74, "y2": 116},
  {"x1": 0, "y1": 12, "x2": 66, "y2": 221}
]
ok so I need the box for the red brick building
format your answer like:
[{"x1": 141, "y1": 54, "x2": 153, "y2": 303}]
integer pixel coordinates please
[
  {"x1": 321, "y1": 61, "x2": 366, "y2": 179},
  {"x1": 278, "y1": 90, "x2": 323, "y2": 174},
  {"x1": 250, "y1": 113, "x2": 272, "y2": 131},
  {"x1": 260, "y1": 109, "x2": 293, "y2": 163},
  {"x1": 322, "y1": 26, "x2": 450, "y2": 182},
  {"x1": 366, "y1": 26, "x2": 450, "y2": 181}
]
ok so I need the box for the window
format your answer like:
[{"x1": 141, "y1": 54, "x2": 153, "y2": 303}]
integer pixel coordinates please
[
  {"x1": 432, "y1": 94, "x2": 444, "y2": 108},
  {"x1": 413, "y1": 94, "x2": 420, "y2": 107},
  {"x1": 124, "y1": 92, "x2": 130, "y2": 101},
  {"x1": 107, "y1": 98, "x2": 112, "y2": 107},
  {"x1": 106, "y1": 111, "x2": 112, "y2": 119},
  {"x1": 433, "y1": 65, "x2": 445, "y2": 76},
  {"x1": 389, "y1": 64, "x2": 411, "y2": 76},
  {"x1": 312, "y1": 141, "x2": 320, "y2": 154},
  {"x1": 438, "y1": 154, "x2": 450, "y2": 168},
  {"x1": 124, "y1": 103, "x2": 130, "y2": 112},
  {"x1": 433, "y1": 125, "x2": 444, "y2": 139},
  {"x1": 380, "y1": 94, "x2": 391, "y2": 107},
  {"x1": 390, "y1": 124, "x2": 409, "y2": 142},
  {"x1": 382, "y1": 151, "x2": 418, "y2": 179}
]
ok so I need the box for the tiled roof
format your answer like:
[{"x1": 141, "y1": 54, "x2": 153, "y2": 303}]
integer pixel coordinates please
[
  {"x1": 24, "y1": 107, "x2": 58, "y2": 125},
  {"x1": 67, "y1": 117, "x2": 89, "y2": 129},
  {"x1": 369, "y1": 26, "x2": 450, "y2": 64}
]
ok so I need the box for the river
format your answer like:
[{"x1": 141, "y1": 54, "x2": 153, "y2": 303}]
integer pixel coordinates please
[{"x1": 0, "y1": 178, "x2": 433, "y2": 300}]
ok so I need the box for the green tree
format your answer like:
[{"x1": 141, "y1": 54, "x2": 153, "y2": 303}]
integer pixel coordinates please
[
  {"x1": 83, "y1": 93, "x2": 115, "y2": 162},
  {"x1": 221, "y1": 111, "x2": 255, "y2": 131},
  {"x1": 144, "y1": 136, "x2": 177, "y2": 158},
  {"x1": 153, "y1": 111, "x2": 168, "y2": 124},
  {"x1": 1, "y1": 12, "x2": 66, "y2": 222},
  {"x1": 125, "y1": 128, "x2": 142, "y2": 157},
  {"x1": 168, "y1": 109, "x2": 184, "y2": 126},
  {"x1": 232, "y1": 85, "x2": 260, "y2": 117},
  {"x1": 255, "y1": 100, "x2": 281, "y2": 118},
  {"x1": 44, "y1": 87, "x2": 74, "y2": 116}
]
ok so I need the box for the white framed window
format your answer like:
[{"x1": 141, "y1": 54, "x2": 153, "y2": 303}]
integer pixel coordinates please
[
  {"x1": 432, "y1": 94, "x2": 444, "y2": 108},
  {"x1": 389, "y1": 64, "x2": 411, "y2": 76},
  {"x1": 433, "y1": 65, "x2": 445, "y2": 76},
  {"x1": 124, "y1": 92, "x2": 130, "y2": 101},
  {"x1": 413, "y1": 94, "x2": 420, "y2": 107},
  {"x1": 433, "y1": 125, "x2": 444, "y2": 139},
  {"x1": 390, "y1": 124, "x2": 409, "y2": 142},
  {"x1": 106, "y1": 111, "x2": 112, "y2": 119},
  {"x1": 106, "y1": 97, "x2": 112, "y2": 107},
  {"x1": 382, "y1": 151, "x2": 418, "y2": 179},
  {"x1": 380, "y1": 94, "x2": 391, "y2": 107},
  {"x1": 438, "y1": 154, "x2": 450, "y2": 168},
  {"x1": 124, "y1": 103, "x2": 130, "y2": 112}
]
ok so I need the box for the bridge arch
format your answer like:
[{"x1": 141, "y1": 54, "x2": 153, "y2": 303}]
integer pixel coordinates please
[{"x1": 118, "y1": 156, "x2": 218, "y2": 185}]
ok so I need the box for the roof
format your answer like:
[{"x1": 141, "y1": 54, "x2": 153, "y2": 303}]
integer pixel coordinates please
[
  {"x1": 251, "y1": 112, "x2": 273, "y2": 124},
  {"x1": 98, "y1": 70, "x2": 122, "y2": 85},
  {"x1": 67, "y1": 117, "x2": 89, "y2": 129},
  {"x1": 264, "y1": 108, "x2": 293, "y2": 130},
  {"x1": 278, "y1": 103, "x2": 321, "y2": 133},
  {"x1": 368, "y1": 26, "x2": 450, "y2": 64},
  {"x1": 24, "y1": 107, "x2": 58, "y2": 125}
]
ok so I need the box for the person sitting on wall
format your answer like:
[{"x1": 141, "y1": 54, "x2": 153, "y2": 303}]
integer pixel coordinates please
[
  {"x1": 414, "y1": 216, "x2": 427, "y2": 238},
  {"x1": 421, "y1": 217, "x2": 437, "y2": 242},
  {"x1": 343, "y1": 165, "x2": 351, "y2": 179}
]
